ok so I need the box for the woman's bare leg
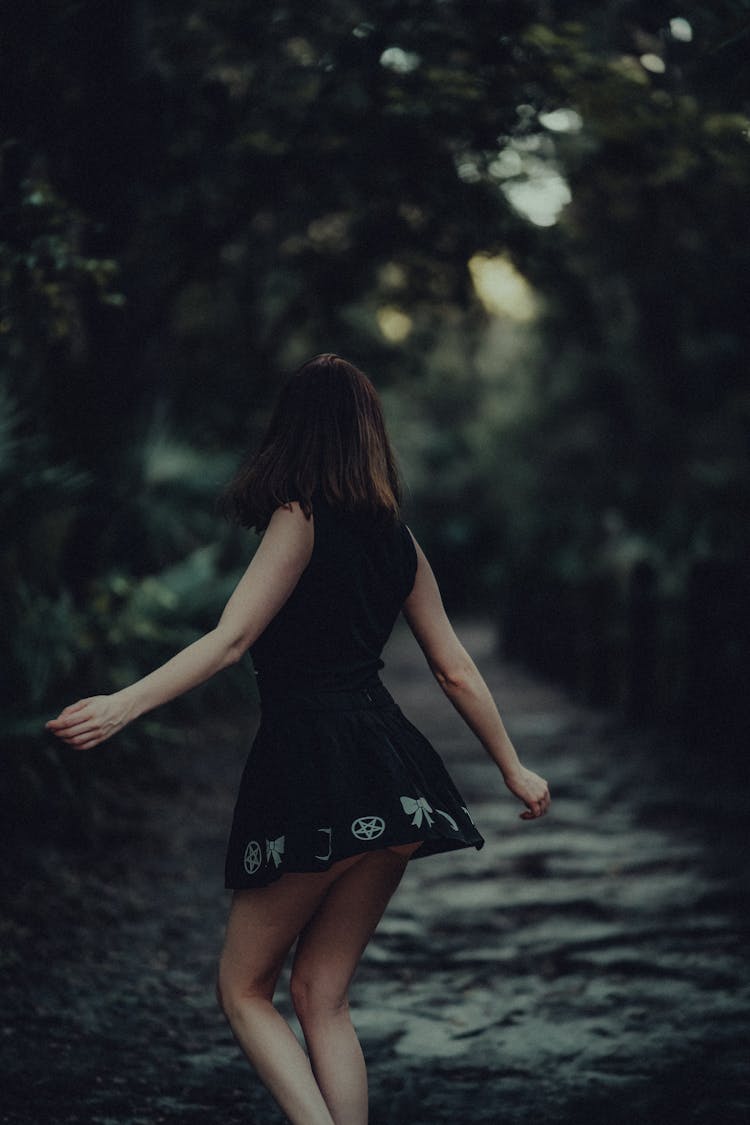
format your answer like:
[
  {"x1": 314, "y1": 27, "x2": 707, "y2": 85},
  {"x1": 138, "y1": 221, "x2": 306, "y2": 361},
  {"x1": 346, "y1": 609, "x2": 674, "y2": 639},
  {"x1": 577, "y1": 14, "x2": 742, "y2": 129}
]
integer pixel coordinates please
[
  {"x1": 218, "y1": 856, "x2": 365, "y2": 1125},
  {"x1": 290, "y1": 843, "x2": 421, "y2": 1125}
]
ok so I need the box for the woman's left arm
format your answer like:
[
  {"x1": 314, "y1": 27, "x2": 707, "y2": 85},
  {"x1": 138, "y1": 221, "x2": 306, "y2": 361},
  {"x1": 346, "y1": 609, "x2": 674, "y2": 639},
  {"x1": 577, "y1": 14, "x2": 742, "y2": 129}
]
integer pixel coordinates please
[{"x1": 46, "y1": 503, "x2": 313, "y2": 750}]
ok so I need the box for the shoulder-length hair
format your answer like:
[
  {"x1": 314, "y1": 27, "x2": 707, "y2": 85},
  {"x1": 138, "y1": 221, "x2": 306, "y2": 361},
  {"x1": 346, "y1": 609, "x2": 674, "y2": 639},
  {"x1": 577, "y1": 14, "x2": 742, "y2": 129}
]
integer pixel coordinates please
[{"x1": 220, "y1": 354, "x2": 403, "y2": 530}]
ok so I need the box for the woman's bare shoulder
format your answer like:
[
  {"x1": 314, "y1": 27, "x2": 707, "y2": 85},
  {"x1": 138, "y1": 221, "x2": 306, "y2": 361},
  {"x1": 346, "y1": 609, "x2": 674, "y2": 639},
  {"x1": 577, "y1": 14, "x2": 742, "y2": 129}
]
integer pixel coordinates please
[{"x1": 263, "y1": 501, "x2": 315, "y2": 559}]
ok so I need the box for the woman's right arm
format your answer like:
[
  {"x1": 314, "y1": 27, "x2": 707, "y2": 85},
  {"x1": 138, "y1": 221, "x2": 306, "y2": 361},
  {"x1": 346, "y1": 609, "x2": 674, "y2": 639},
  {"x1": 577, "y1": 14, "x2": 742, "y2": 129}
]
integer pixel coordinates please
[
  {"x1": 46, "y1": 502, "x2": 314, "y2": 750},
  {"x1": 402, "y1": 534, "x2": 550, "y2": 820}
]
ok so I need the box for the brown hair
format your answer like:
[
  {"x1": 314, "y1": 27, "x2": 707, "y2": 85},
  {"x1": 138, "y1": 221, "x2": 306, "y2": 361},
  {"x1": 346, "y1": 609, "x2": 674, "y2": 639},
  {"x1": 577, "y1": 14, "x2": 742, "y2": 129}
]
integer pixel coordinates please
[{"x1": 220, "y1": 354, "x2": 402, "y2": 530}]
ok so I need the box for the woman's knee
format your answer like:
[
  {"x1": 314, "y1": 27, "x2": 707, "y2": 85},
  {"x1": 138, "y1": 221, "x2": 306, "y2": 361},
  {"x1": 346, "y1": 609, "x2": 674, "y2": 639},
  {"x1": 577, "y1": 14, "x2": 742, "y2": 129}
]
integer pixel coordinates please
[
  {"x1": 289, "y1": 965, "x2": 348, "y2": 1026},
  {"x1": 216, "y1": 955, "x2": 275, "y2": 1023},
  {"x1": 216, "y1": 962, "x2": 241, "y2": 1022}
]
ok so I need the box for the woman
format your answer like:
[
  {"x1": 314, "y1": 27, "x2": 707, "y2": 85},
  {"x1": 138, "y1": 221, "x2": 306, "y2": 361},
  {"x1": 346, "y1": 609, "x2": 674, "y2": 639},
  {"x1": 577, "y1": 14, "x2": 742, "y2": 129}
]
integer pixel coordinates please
[{"x1": 47, "y1": 354, "x2": 550, "y2": 1125}]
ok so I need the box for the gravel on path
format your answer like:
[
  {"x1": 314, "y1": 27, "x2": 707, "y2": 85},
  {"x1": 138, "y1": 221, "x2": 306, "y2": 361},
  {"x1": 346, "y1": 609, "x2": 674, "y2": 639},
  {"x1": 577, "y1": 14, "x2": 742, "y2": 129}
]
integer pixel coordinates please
[{"x1": 2, "y1": 620, "x2": 749, "y2": 1125}]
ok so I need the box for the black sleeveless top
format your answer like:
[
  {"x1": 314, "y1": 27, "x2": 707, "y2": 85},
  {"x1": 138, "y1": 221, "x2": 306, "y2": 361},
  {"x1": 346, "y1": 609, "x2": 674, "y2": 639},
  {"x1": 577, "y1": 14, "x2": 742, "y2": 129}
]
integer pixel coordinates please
[
  {"x1": 224, "y1": 497, "x2": 484, "y2": 889},
  {"x1": 250, "y1": 500, "x2": 418, "y2": 695}
]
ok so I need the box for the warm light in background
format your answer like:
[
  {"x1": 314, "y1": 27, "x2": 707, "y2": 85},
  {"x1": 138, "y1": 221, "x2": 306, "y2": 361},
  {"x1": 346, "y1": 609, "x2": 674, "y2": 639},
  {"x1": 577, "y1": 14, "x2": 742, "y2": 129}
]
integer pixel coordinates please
[
  {"x1": 468, "y1": 254, "x2": 537, "y2": 321},
  {"x1": 376, "y1": 305, "x2": 414, "y2": 342}
]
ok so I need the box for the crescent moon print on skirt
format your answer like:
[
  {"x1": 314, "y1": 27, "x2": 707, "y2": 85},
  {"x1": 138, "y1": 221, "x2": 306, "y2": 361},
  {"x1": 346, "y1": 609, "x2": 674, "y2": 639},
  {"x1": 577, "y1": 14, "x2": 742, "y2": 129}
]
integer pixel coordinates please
[
  {"x1": 314, "y1": 827, "x2": 333, "y2": 861},
  {"x1": 435, "y1": 809, "x2": 459, "y2": 831}
]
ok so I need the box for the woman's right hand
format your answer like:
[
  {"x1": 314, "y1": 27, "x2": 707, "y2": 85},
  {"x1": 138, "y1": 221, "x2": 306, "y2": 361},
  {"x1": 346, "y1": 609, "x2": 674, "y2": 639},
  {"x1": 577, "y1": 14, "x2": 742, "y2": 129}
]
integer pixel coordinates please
[
  {"x1": 46, "y1": 693, "x2": 133, "y2": 750},
  {"x1": 503, "y1": 765, "x2": 551, "y2": 820}
]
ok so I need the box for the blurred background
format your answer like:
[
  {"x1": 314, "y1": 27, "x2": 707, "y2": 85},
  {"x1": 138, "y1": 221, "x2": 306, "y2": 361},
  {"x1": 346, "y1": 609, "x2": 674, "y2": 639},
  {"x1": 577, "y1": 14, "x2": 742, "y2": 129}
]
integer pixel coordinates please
[
  {"x1": 2, "y1": 1, "x2": 749, "y2": 851},
  {"x1": 2, "y1": 6, "x2": 750, "y2": 1124}
]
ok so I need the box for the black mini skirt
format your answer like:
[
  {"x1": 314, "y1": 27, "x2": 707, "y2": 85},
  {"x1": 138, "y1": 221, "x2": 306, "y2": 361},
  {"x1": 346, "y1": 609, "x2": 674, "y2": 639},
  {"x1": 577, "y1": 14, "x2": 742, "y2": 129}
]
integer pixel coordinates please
[{"x1": 224, "y1": 678, "x2": 484, "y2": 889}]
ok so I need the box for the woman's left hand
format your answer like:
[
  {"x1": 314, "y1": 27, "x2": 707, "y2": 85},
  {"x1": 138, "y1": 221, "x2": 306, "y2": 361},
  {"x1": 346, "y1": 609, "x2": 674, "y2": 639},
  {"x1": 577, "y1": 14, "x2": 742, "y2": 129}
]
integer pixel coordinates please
[
  {"x1": 503, "y1": 764, "x2": 551, "y2": 820},
  {"x1": 46, "y1": 694, "x2": 132, "y2": 750}
]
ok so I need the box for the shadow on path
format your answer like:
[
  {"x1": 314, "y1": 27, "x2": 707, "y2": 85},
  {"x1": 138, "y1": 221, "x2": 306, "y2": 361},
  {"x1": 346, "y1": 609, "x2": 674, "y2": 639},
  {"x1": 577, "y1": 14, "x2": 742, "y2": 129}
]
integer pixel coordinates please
[{"x1": 2, "y1": 621, "x2": 749, "y2": 1124}]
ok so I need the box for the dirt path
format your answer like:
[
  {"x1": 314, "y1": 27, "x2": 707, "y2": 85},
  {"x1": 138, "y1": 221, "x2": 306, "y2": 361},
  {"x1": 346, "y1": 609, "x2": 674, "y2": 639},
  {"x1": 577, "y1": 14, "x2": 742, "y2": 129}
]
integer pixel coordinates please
[{"x1": 2, "y1": 621, "x2": 749, "y2": 1124}]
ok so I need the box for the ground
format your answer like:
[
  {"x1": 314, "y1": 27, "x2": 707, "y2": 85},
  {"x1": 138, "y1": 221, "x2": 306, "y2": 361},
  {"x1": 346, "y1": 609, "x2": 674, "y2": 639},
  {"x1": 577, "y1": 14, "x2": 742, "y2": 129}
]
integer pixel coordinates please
[{"x1": 2, "y1": 621, "x2": 749, "y2": 1124}]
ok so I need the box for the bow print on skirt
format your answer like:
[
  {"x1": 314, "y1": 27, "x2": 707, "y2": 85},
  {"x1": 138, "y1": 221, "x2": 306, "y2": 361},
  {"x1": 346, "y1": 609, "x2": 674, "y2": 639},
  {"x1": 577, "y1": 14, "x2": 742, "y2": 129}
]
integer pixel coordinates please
[
  {"x1": 266, "y1": 836, "x2": 285, "y2": 868},
  {"x1": 400, "y1": 795, "x2": 435, "y2": 828}
]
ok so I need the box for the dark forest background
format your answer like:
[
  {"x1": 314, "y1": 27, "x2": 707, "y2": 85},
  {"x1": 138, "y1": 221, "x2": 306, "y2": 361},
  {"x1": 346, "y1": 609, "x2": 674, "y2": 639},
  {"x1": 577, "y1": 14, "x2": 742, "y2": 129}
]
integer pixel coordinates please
[{"x1": 2, "y1": 1, "x2": 749, "y2": 844}]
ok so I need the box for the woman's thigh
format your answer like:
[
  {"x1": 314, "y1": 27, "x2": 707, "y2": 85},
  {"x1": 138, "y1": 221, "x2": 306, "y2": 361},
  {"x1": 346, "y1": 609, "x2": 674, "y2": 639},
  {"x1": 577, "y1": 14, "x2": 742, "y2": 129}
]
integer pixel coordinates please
[
  {"x1": 219, "y1": 853, "x2": 366, "y2": 1001},
  {"x1": 290, "y1": 844, "x2": 421, "y2": 1015}
]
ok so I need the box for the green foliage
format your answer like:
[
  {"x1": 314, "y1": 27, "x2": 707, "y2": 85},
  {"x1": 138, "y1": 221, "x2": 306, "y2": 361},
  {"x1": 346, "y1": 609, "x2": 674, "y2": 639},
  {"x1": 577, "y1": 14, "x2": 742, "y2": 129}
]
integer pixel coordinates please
[
  {"x1": 0, "y1": 151, "x2": 252, "y2": 833},
  {"x1": 503, "y1": 6, "x2": 750, "y2": 576},
  {"x1": 2, "y1": 0, "x2": 749, "y2": 840}
]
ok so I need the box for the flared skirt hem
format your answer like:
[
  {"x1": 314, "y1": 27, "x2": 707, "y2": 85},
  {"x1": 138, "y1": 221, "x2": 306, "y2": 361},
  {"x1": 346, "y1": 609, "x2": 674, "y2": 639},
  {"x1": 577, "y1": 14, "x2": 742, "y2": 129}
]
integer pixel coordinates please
[{"x1": 223, "y1": 683, "x2": 485, "y2": 890}]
